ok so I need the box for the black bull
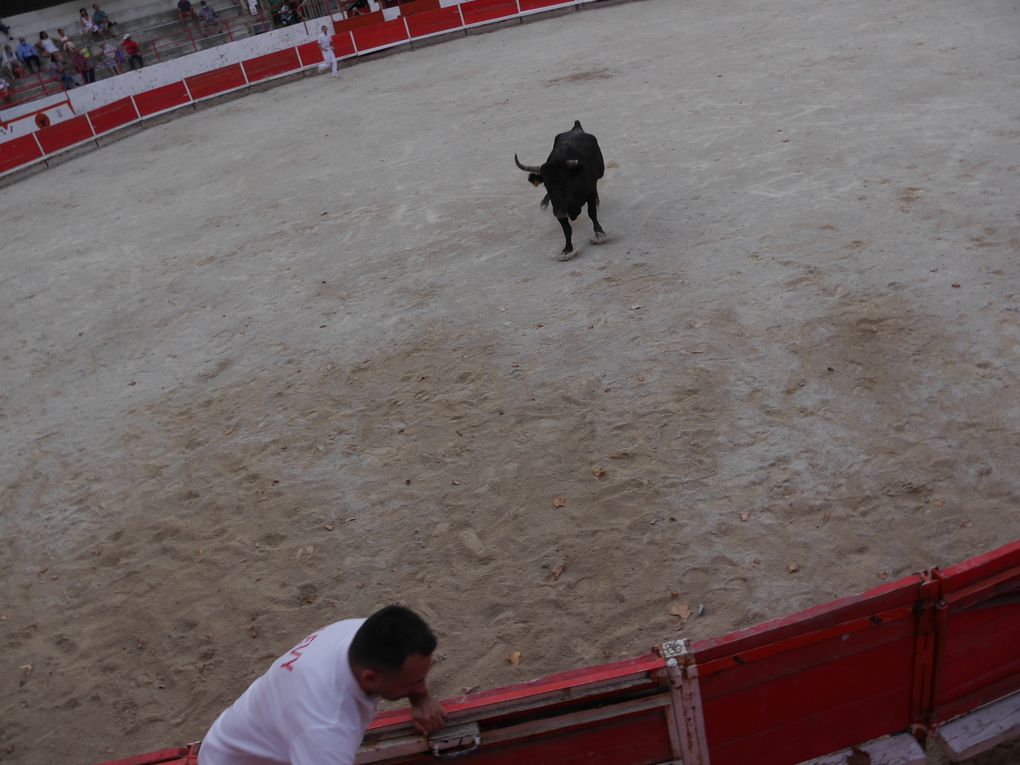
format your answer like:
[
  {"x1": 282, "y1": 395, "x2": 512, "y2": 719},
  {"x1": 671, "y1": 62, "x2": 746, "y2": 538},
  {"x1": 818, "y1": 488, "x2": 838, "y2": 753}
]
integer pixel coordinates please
[{"x1": 515, "y1": 120, "x2": 607, "y2": 259}]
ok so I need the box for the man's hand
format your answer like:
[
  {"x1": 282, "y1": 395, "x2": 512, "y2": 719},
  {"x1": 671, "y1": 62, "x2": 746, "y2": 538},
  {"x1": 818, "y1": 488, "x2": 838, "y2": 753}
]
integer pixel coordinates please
[{"x1": 410, "y1": 694, "x2": 446, "y2": 736}]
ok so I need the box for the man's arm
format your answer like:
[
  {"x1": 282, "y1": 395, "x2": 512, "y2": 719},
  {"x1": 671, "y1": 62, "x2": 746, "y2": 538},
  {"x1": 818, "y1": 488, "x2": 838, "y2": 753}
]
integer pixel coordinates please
[{"x1": 408, "y1": 691, "x2": 446, "y2": 736}]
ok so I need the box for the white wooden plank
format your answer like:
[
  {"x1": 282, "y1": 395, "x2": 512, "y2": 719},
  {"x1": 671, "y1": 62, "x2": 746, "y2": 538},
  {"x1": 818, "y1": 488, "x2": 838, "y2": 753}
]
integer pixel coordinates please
[
  {"x1": 797, "y1": 733, "x2": 926, "y2": 765},
  {"x1": 937, "y1": 691, "x2": 1020, "y2": 761}
]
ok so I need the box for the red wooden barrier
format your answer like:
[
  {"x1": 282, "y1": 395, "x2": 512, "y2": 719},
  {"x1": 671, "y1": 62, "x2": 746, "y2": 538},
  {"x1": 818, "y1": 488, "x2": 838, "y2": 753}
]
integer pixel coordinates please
[
  {"x1": 459, "y1": 0, "x2": 520, "y2": 25},
  {"x1": 91, "y1": 541, "x2": 1020, "y2": 765},
  {"x1": 87, "y1": 98, "x2": 140, "y2": 134},
  {"x1": 133, "y1": 82, "x2": 191, "y2": 117},
  {"x1": 405, "y1": 6, "x2": 463, "y2": 38},
  {"x1": 185, "y1": 64, "x2": 247, "y2": 100},
  {"x1": 519, "y1": 0, "x2": 575, "y2": 10},
  {"x1": 34, "y1": 114, "x2": 94, "y2": 154},
  {"x1": 0, "y1": 134, "x2": 44, "y2": 174},
  {"x1": 242, "y1": 48, "x2": 301, "y2": 83}
]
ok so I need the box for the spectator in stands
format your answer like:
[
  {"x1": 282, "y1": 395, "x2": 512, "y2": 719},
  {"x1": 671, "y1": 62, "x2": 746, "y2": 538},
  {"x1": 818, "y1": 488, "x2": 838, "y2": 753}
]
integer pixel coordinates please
[
  {"x1": 100, "y1": 40, "x2": 121, "y2": 74},
  {"x1": 79, "y1": 9, "x2": 100, "y2": 41},
  {"x1": 316, "y1": 24, "x2": 339, "y2": 79},
  {"x1": 178, "y1": 0, "x2": 199, "y2": 22},
  {"x1": 53, "y1": 59, "x2": 78, "y2": 88},
  {"x1": 91, "y1": 4, "x2": 114, "y2": 36},
  {"x1": 58, "y1": 28, "x2": 78, "y2": 53},
  {"x1": 72, "y1": 49, "x2": 95, "y2": 83},
  {"x1": 2, "y1": 43, "x2": 24, "y2": 78},
  {"x1": 198, "y1": 1, "x2": 219, "y2": 35},
  {"x1": 16, "y1": 38, "x2": 41, "y2": 72},
  {"x1": 121, "y1": 34, "x2": 143, "y2": 69},
  {"x1": 37, "y1": 31, "x2": 62, "y2": 65},
  {"x1": 279, "y1": 3, "x2": 298, "y2": 25},
  {"x1": 0, "y1": 76, "x2": 12, "y2": 104}
]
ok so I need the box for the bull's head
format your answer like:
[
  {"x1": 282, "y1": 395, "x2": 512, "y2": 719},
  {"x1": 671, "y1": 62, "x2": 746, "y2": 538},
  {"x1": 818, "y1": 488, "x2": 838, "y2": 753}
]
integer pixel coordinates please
[
  {"x1": 515, "y1": 155, "x2": 543, "y2": 187},
  {"x1": 515, "y1": 155, "x2": 580, "y2": 186}
]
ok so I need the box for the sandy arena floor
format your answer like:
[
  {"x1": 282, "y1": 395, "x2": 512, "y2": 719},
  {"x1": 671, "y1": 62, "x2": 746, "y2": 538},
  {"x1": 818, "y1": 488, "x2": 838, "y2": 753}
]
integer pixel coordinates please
[{"x1": 2, "y1": 0, "x2": 1019, "y2": 762}]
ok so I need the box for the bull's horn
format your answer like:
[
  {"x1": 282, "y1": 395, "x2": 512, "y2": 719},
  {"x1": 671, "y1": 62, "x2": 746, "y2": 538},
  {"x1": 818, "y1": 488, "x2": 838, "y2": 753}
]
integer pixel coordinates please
[{"x1": 515, "y1": 154, "x2": 542, "y2": 173}]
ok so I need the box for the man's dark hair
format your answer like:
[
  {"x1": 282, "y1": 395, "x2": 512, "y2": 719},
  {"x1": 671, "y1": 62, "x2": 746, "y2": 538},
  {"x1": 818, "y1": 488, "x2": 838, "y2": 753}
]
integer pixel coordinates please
[{"x1": 350, "y1": 605, "x2": 437, "y2": 671}]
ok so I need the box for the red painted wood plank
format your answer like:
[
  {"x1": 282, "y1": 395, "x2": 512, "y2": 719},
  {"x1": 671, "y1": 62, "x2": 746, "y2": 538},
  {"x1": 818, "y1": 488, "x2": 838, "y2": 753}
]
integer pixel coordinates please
[
  {"x1": 399, "y1": 0, "x2": 441, "y2": 14},
  {"x1": 133, "y1": 82, "x2": 191, "y2": 117},
  {"x1": 34, "y1": 114, "x2": 94, "y2": 154},
  {"x1": 707, "y1": 686, "x2": 908, "y2": 765},
  {"x1": 242, "y1": 48, "x2": 301, "y2": 83},
  {"x1": 519, "y1": 0, "x2": 574, "y2": 10},
  {"x1": 185, "y1": 63, "x2": 246, "y2": 100},
  {"x1": 334, "y1": 10, "x2": 384, "y2": 32},
  {"x1": 405, "y1": 5, "x2": 463, "y2": 37},
  {"x1": 370, "y1": 653, "x2": 663, "y2": 727},
  {"x1": 412, "y1": 709, "x2": 672, "y2": 765},
  {"x1": 693, "y1": 575, "x2": 921, "y2": 663},
  {"x1": 939, "y1": 539, "x2": 1020, "y2": 595},
  {"x1": 297, "y1": 40, "x2": 323, "y2": 67},
  {"x1": 699, "y1": 616, "x2": 915, "y2": 698},
  {"x1": 0, "y1": 134, "x2": 44, "y2": 174},
  {"x1": 94, "y1": 747, "x2": 191, "y2": 765},
  {"x1": 87, "y1": 97, "x2": 139, "y2": 135},
  {"x1": 352, "y1": 19, "x2": 410, "y2": 52},
  {"x1": 702, "y1": 636, "x2": 914, "y2": 740},
  {"x1": 459, "y1": 0, "x2": 519, "y2": 25}
]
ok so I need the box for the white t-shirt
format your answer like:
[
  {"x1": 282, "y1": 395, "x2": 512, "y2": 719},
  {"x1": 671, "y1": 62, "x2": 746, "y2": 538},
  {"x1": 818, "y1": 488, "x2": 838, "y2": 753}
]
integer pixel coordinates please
[
  {"x1": 199, "y1": 619, "x2": 379, "y2": 765},
  {"x1": 317, "y1": 31, "x2": 333, "y2": 54}
]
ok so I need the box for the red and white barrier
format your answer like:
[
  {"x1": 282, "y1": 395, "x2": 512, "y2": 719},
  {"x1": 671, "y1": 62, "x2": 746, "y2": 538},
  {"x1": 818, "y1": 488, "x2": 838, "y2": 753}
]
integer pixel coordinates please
[
  {"x1": 93, "y1": 539, "x2": 1020, "y2": 765},
  {"x1": 0, "y1": 0, "x2": 590, "y2": 180}
]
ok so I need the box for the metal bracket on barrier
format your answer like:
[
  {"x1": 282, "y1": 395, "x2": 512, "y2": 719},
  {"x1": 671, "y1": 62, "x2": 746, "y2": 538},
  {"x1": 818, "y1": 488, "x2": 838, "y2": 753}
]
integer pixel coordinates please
[
  {"x1": 661, "y1": 638, "x2": 711, "y2": 765},
  {"x1": 429, "y1": 722, "x2": 481, "y2": 760}
]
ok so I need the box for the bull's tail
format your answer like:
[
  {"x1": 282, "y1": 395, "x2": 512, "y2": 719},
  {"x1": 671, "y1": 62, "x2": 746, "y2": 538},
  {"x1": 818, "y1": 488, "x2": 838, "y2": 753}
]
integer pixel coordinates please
[{"x1": 573, "y1": 120, "x2": 584, "y2": 132}]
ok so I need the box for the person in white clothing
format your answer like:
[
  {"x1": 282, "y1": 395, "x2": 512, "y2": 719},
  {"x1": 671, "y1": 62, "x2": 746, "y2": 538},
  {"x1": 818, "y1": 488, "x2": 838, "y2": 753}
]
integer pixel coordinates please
[
  {"x1": 198, "y1": 605, "x2": 446, "y2": 765},
  {"x1": 316, "y1": 25, "x2": 339, "y2": 78}
]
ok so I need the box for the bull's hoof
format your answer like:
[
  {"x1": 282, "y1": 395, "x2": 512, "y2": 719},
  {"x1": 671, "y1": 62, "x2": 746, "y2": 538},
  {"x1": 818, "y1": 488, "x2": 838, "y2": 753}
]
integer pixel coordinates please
[
  {"x1": 590, "y1": 232, "x2": 608, "y2": 245},
  {"x1": 557, "y1": 248, "x2": 579, "y2": 262}
]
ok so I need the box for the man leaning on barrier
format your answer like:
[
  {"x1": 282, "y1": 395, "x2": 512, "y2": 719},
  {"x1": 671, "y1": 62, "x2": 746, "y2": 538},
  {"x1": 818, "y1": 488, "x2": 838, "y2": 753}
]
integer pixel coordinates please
[{"x1": 198, "y1": 604, "x2": 447, "y2": 765}]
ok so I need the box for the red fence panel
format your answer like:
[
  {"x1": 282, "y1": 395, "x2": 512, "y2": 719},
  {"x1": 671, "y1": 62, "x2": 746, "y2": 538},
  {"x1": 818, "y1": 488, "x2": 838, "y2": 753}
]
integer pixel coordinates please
[
  {"x1": 399, "y1": 0, "x2": 441, "y2": 14},
  {"x1": 34, "y1": 114, "x2": 94, "y2": 154},
  {"x1": 0, "y1": 134, "x2": 44, "y2": 174},
  {"x1": 352, "y1": 19, "x2": 411, "y2": 52},
  {"x1": 297, "y1": 41, "x2": 323, "y2": 67},
  {"x1": 519, "y1": 0, "x2": 575, "y2": 10},
  {"x1": 242, "y1": 48, "x2": 301, "y2": 83},
  {"x1": 405, "y1": 5, "x2": 463, "y2": 38},
  {"x1": 185, "y1": 64, "x2": 247, "y2": 100},
  {"x1": 334, "y1": 10, "x2": 384, "y2": 32},
  {"x1": 87, "y1": 97, "x2": 140, "y2": 135},
  {"x1": 693, "y1": 576, "x2": 923, "y2": 765},
  {"x1": 459, "y1": 0, "x2": 519, "y2": 25},
  {"x1": 934, "y1": 540, "x2": 1020, "y2": 723},
  {"x1": 133, "y1": 82, "x2": 191, "y2": 117}
]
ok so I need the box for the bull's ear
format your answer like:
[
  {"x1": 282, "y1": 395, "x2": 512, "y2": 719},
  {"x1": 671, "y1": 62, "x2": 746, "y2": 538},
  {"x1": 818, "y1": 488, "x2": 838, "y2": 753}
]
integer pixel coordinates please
[{"x1": 528, "y1": 173, "x2": 543, "y2": 187}]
